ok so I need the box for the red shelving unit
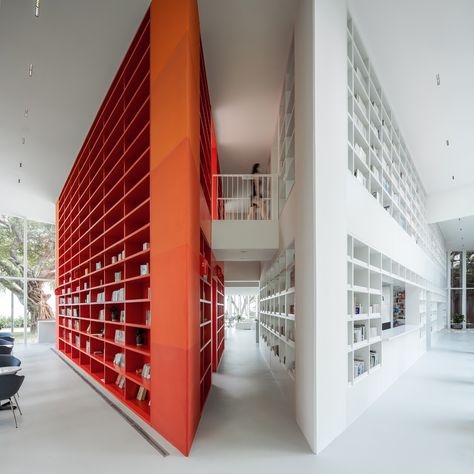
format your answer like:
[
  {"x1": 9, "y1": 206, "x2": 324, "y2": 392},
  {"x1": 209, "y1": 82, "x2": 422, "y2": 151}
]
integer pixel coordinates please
[
  {"x1": 57, "y1": 2, "x2": 223, "y2": 455},
  {"x1": 199, "y1": 231, "x2": 212, "y2": 408},
  {"x1": 57, "y1": 11, "x2": 152, "y2": 423},
  {"x1": 212, "y1": 264, "x2": 225, "y2": 371},
  {"x1": 200, "y1": 43, "x2": 212, "y2": 212}
]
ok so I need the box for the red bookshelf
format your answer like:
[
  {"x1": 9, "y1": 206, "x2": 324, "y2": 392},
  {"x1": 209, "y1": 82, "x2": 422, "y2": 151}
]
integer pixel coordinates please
[
  {"x1": 57, "y1": 11, "x2": 151, "y2": 422},
  {"x1": 57, "y1": 1, "x2": 222, "y2": 456},
  {"x1": 212, "y1": 264, "x2": 225, "y2": 371},
  {"x1": 199, "y1": 231, "x2": 212, "y2": 408}
]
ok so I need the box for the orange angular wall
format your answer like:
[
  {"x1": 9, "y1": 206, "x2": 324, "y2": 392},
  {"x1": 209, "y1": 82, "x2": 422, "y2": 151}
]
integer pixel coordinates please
[{"x1": 150, "y1": 0, "x2": 202, "y2": 455}]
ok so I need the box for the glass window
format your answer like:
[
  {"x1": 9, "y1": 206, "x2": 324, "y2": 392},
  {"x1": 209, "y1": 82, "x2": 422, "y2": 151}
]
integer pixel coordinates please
[
  {"x1": 450, "y1": 289, "x2": 463, "y2": 328},
  {"x1": 450, "y1": 251, "x2": 462, "y2": 288},
  {"x1": 0, "y1": 215, "x2": 25, "y2": 277},
  {"x1": 467, "y1": 252, "x2": 474, "y2": 288},
  {"x1": 0, "y1": 215, "x2": 56, "y2": 343},
  {"x1": 0, "y1": 280, "x2": 25, "y2": 340},
  {"x1": 466, "y1": 289, "x2": 474, "y2": 329}
]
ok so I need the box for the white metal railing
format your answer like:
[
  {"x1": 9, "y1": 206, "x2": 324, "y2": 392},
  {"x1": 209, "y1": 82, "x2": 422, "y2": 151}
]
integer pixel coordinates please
[{"x1": 212, "y1": 174, "x2": 276, "y2": 221}]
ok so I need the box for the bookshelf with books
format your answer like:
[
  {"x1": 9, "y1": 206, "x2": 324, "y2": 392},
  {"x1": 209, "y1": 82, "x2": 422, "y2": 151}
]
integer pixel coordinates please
[
  {"x1": 346, "y1": 234, "x2": 447, "y2": 384},
  {"x1": 200, "y1": 231, "x2": 213, "y2": 409},
  {"x1": 347, "y1": 13, "x2": 445, "y2": 269},
  {"x1": 212, "y1": 264, "x2": 225, "y2": 371},
  {"x1": 57, "y1": 2, "x2": 219, "y2": 456},
  {"x1": 57, "y1": 11, "x2": 152, "y2": 421},
  {"x1": 259, "y1": 242, "x2": 296, "y2": 380}
]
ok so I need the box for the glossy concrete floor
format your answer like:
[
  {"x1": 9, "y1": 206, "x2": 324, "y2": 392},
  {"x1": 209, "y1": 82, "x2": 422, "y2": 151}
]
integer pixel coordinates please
[{"x1": 1, "y1": 329, "x2": 474, "y2": 473}]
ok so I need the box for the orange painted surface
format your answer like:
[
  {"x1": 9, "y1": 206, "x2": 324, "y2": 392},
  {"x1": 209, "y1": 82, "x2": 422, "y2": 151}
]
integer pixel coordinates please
[{"x1": 150, "y1": 0, "x2": 201, "y2": 456}]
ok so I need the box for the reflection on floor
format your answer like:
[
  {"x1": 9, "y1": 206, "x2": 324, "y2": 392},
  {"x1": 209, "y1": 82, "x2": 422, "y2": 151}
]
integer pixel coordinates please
[{"x1": 1, "y1": 329, "x2": 474, "y2": 473}]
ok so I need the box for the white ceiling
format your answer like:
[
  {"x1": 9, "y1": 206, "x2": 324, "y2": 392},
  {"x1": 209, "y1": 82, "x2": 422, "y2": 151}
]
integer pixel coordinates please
[
  {"x1": 198, "y1": 0, "x2": 297, "y2": 174},
  {"x1": 0, "y1": 0, "x2": 150, "y2": 223},
  {"x1": 438, "y1": 216, "x2": 474, "y2": 250},
  {"x1": 349, "y1": 0, "x2": 474, "y2": 196}
]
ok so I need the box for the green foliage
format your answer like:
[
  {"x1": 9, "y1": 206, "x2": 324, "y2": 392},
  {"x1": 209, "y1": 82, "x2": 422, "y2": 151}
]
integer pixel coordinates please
[
  {"x1": 453, "y1": 313, "x2": 464, "y2": 324},
  {"x1": 0, "y1": 317, "x2": 31, "y2": 329}
]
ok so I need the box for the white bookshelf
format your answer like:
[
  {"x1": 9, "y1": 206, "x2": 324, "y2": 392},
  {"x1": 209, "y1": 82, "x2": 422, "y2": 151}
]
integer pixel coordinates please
[
  {"x1": 347, "y1": 234, "x2": 446, "y2": 384},
  {"x1": 419, "y1": 289, "x2": 427, "y2": 339},
  {"x1": 347, "y1": 13, "x2": 445, "y2": 269},
  {"x1": 276, "y1": 40, "x2": 295, "y2": 213},
  {"x1": 260, "y1": 242, "x2": 296, "y2": 379},
  {"x1": 347, "y1": 235, "x2": 382, "y2": 384}
]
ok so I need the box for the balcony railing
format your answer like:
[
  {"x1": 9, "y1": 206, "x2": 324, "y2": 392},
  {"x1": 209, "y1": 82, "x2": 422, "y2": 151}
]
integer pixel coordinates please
[{"x1": 212, "y1": 174, "x2": 276, "y2": 221}]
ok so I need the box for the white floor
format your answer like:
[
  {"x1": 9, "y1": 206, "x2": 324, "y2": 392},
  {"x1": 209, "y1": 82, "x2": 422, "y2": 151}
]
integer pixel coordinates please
[{"x1": 1, "y1": 329, "x2": 474, "y2": 473}]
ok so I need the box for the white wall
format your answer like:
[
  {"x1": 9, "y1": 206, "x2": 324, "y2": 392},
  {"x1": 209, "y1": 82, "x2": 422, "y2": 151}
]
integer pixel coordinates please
[
  {"x1": 426, "y1": 183, "x2": 474, "y2": 224},
  {"x1": 312, "y1": 0, "x2": 348, "y2": 453},
  {"x1": 224, "y1": 261, "x2": 261, "y2": 282}
]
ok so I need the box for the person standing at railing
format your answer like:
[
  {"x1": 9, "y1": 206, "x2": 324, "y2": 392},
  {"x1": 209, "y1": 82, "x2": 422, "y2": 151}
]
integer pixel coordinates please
[{"x1": 247, "y1": 163, "x2": 267, "y2": 220}]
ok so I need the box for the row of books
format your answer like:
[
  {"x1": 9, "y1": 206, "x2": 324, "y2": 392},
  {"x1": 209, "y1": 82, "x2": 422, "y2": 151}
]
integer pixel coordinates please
[{"x1": 111, "y1": 288, "x2": 125, "y2": 302}]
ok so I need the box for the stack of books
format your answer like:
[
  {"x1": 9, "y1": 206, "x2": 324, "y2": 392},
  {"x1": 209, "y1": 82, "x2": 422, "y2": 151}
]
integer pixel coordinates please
[
  {"x1": 136, "y1": 386, "x2": 147, "y2": 401},
  {"x1": 141, "y1": 363, "x2": 151, "y2": 380},
  {"x1": 115, "y1": 375, "x2": 125, "y2": 389}
]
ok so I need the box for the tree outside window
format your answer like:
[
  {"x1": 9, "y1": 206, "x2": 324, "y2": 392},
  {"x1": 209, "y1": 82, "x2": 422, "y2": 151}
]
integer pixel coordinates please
[{"x1": 0, "y1": 215, "x2": 55, "y2": 341}]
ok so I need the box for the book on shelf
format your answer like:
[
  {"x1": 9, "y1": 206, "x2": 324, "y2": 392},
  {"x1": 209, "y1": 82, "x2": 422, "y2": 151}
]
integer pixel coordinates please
[
  {"x1": 114, "y1": 272, "x2": 122, "y2": 282},
  {"x1": 120, "y1": 310, "x2": 126, "y2": 323},
  {"x1": 112, "y1": 256, "x2": 117, "y2": 264},
  {"x1": 140, "y1": 363, "x2": 151, "y2": 380},
  {"x1": 86, "y1": 324, "x2": 91, "y2": 334},
  {"x1": 85, "y1": 293, "x2": 91, "y2": 303},
  {"x1": 145, "y1": 309, "x2": 151, "y2": 326},
  {"x1": 353, "y1": 323, "x2": 366, "y2": 343},
  {"x1": 354, "y1": 143, "x2": 367, "y2": 164},
  {"x1": 95, "y1": 262, "x2": 102, "y2": 270},
  {"x1": 113, "y1": 353, "x2": 125, "y2": 367},
  {"x1": 75, "y1": 335, "x2": 80, "y2": 347},
  {"x1": 72, "y1": 308, "x2": 78, "y2": 317},
  {"x1": 96, "y1": 292, "x2": 105, "y2": 303},
  {"x1": 111, "y1": 288, "x2": 125, "y2": 302},
  {"x1": 143, "y1": 242, "x2": 150, "y2": 251},
  {"x1": 98, "y1": 309, "x2": 105, "y2": 320},
  {"x1": 93, "y1": 350, "x2": 103, "y2": 356},
  {"x1": 136, "y1": 386, "x2": 148, "y2": 401},
  {"x1": 114, "y1": 330, "x2": 125, "y2": 344},
  {"x1": 140, "y1": 263, "x2": 149, "y2": 275},
  {"x1": 85, "y1": 340, "x2": 90, "y2": 353},
  {"x1": 115, "y1": 375, "x2": 126, "y2": 389},
  {"x1": 370, "y1": 350, "x2": 380, "y2": 367},
  {"x1": 354, "y1": 169, "x2": 367, "y2": 187},
  {"x1": 354, "y1": 359, "x2": 365, "y2": 377},
  {"x1": 84, "y1": 282, "x2": 88, "y2": 290}
]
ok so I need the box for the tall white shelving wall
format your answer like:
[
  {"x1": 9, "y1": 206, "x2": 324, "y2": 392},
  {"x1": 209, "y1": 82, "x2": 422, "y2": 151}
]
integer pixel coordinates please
[
  {"x1": 276, "y1": 41, "x2": 295, "y2": 214},
  {"x1": 260, "y1": 242, "x2": 296, "y2": 380},
  {"x1": 346, "y1": 13, "x2": 445, "y2": 269}
]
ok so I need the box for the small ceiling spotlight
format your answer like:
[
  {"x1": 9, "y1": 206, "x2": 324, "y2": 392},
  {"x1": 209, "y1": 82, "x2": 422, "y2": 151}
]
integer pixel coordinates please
[
  {"x1": 17, "y1": 178, "x2": 21, "y2": 184},
  {"x1": 452, "y1": 175, "x2": 455, "y2": 181},
  {"x1": 19, "y1": 162, "x2": 22, "y2": 168},
  {"x1": 28, "y1": 63, "x2": 33, "y2": 77},
  {"x1": 34, "y1": 0, "x2": 40, "y2": 17},
  {"x1": 446, "y1": 139, "x2": 450, "y2": 146},
  {"x1": 436, "y1": 74, "x2": 441, "y2": 86},
  {"x1": 24, "y1": 108, "x2": 28, "y2": 118},
  {"x1": 21, "y1": 137, "x2": 26, "y2": 145}
]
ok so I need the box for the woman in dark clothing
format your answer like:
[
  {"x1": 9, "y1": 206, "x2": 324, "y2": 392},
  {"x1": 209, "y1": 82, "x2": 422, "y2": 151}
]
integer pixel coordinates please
[{"x1": 248, "y1": 163, "x2": 266, "y2": 219}]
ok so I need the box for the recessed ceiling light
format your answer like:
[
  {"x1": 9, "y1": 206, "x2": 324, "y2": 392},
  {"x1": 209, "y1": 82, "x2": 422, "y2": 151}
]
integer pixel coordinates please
[
  {"x1": 446, "y1": 139, "x2": 450, "y2": 146},
  {"x1": 35, "y1": 0, "x2": 40, "y2": 17},
  {"x1": 19, "y1": 162, "x2": 22, "y2": 168},
  {"x1": 18, "y1": 178, "x2": 21, "y2": 184},
  {"x1": 436, "y1": 73, "x2": 440, "y2": 86},
  {"x1": 28, "y1": 63, "x2": 33, "y2": 77},
  {"x1": 21, "y1": 137, "x2": 26, "y2": 145},
  {"x1": 24, "y1": 108, "x2": 28, "y2": 118}
]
